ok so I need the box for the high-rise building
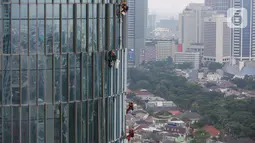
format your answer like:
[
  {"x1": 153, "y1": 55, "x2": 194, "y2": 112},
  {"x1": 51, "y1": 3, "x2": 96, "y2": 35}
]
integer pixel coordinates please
[
  {"x1": 178, "y1": 3, "x2": 216, "y2": 51},
  {"x1": 127, "y1": 0, "x2": 148, "y2": 67},
  {"x1": 174, "y1": 52, "x2": 200, "y2": 69},
  {"x1": 186, "y1": 43, "x2": 204, "y2": 58},
  {"x1": 0, "y1": 1, "x2": 127, "y2": 143},
  {"x1": 154, "y1": 39, "x2": 178, "y2": 61},
  {"x1": 205, "y1": 0, "x2": 230, "y2": 15},
  {"x1": 153, "y1": 28, "x2": 172, "y2": 39},
  {"x1": 147, "y1": 14, "x2": 156, "y2": 37},
  {"x1": 230, "y1": 0, "x2": 255, "y2": 61},
  {"x1": 140, "y1": 41, "x2": 157, "y2": 63},
  {"x1": 203, "y1": 14, "x2": 231, "y2": 63}
]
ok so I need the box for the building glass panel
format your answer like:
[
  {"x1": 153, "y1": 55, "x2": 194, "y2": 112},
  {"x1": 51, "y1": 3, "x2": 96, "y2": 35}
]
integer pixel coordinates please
[{"x1": 0, "y1": 0, "x2": 126, "y2": 143}]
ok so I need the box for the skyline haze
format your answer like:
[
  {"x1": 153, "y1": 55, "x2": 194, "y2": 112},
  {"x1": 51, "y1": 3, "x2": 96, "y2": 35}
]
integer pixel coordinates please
[{"x1": 148, "y1": 0, "x2": 204, "y2": 18}]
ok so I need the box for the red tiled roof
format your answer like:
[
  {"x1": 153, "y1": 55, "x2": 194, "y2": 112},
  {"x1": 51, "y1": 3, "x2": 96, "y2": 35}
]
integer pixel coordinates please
[
  {"x1": 168, "y1": 110, "x2": 182, "y2": 116},
  {"x1": 231, "y1": 90, "x2": 239, "y2": 94},
  {"x1": 203, "y1": 125, "x2": 220, "y2": 137},
  {"x1": 127, "y1": 89, "x2": 132, "y2": 93}
]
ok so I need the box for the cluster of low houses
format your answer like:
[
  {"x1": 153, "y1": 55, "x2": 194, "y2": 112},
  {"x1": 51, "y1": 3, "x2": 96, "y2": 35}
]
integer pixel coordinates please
[
  {"x1": 126, "y1": 89, "x2": 222, "y2": 143},
  {"x1": 176, "y1": 69, "x2": 255, "y2": 99}
]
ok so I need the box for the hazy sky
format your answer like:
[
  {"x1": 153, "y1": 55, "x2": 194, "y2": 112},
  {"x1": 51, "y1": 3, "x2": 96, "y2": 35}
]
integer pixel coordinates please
[{"x1": 148, "y1": 0, "x2": 204, "y2": 17}]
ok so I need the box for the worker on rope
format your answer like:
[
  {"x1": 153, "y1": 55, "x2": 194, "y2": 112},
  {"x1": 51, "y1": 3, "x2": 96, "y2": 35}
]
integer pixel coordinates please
[
  {"x1": 126, "y1": 129, "x2": 134, "y2": 141},
  {"x1": 108, "y1": 50, "x2": 117, "y2": 67},
  {"x1": 126, "y1": 102, "x2": 134, "y2": 114},
  {"x1": 120, "y1": 1, "x2": 129, "y2": 15}
]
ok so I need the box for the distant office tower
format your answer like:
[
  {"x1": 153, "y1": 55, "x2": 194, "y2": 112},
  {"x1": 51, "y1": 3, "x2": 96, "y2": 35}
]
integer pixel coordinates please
[
  {"x1": 230, "y1": 0, "x2": 255, "y2": 61},
  {"x1": 140, "y1": 41, "x2": 157, "y2": 62},
  {"x1": 174, "y1": 52, "x2": 200, "y2": 69},
  {"x1": 186, "y1": 43, "x2": 204, "y2": 58},
  {"x1": 152, "y1": 28, "x2": 172, "y2": 39},
  {"x1": 128, "y1": 0, "x2": 148, "y2": 67},
  {"x1": 147, "y1": 14, "x2": 157, "y2": 37},
  {"x1": 203, "y1": 14, "x2": 231, "y2": 63},
  {"x1": 205, "y1": 0, "x2": 214, "y2": 7},
  {"x1": 0, "y1": 1, "x2": 126, "y2": 143},
  {"x1": 205, "y1": 0, "x2": 230, "y2": 15},
  {"x1": 154, "y1": 39, "x2": 178, "y2": 61},
  {"x1": 178, "y1": 3, "x2": 216, "y2": 51}
]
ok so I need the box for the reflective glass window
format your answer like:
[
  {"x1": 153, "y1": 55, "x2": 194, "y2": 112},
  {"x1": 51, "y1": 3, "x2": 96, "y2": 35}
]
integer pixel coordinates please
[
  {"x1": 67, "y1": 4, "x2": 74, "y2": 52},
  {"x1": 12, "y1": 107, "x2": 20, "y2": 143},
  {"x1": 82, "y1": 53, "x2": 88, "y2": 100},
  {"x1": 21, "y1": 55, "x2": 28, "y2": 104},
  {"x1": 61, "y1": 54, "x2": 68, "y2": 102},
  {"x1": 21, "y1": 106, "x2": 29, "y2": 142},
  {"x1": 81, "y1": 102, "x2": 87, "y2": 142},
  {"x1": 29, "y1": 105, "x2": 37, "y2": 142},
  {"x1": 88, "y1": 54, "x2": 92, "y2": 99},
  {"x1": 54, "y1": 104, "x2": 61, "y2": 143},
  {"x1": 11, "y1": 55, "x2": 20, "y2": 105},
  {"x1": 0, "y1": 1, "x2": 125, "y2": 143},
  {"x1": 3, "y1": 107, "x2": 11, "y2": 143},
  {"x1": 29, "y1": 55, "x2": 37, "y2": 103},
  {"x1": 75, "y1": 54, "x2": 81, "y2": 100},
  {"x1": 88, "y1": 4, "x2": 93, "y2": 52},
  {"x1": 55, "y1": 54, "x2": 61, "y2": 102},
  {"x1": 81, "y1": 4, "x2": 87, "y2": 52}
]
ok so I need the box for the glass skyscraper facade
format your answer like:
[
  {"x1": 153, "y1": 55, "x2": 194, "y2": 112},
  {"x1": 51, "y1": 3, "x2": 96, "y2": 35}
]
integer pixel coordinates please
[
  {"x1": 231, "y1": 0, "x2": 255, "y2": 60},
  {"x1": 204, "y1": 0, "x2": 229, "y2": 15},
  {"x1": 0, "y1": 0, "x2": 127, "y2": 143}
]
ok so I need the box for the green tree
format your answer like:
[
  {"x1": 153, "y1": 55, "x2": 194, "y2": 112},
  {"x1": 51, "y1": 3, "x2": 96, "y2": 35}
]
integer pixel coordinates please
[
  {"x1": 175, "y1": 62, "x2": 193, "y2": 69},
  {"x1": 208, "y1": 62, "x2": 223, "y2": 71},
  {"x1": 192, "y1": 130, "x2": 210, "y2": 143},
  {"x1": 232, "y1": 75, "x2": 255, "y2": 90}
]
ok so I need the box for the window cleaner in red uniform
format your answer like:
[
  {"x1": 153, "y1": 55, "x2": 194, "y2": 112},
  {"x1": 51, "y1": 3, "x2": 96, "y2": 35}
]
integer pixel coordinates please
[
  {"x1": 126, "y1": 129, "x2": 134, "y2": 141},
  {"x1": 126, "y1": 102, "x2": 134, "y2": 114}
]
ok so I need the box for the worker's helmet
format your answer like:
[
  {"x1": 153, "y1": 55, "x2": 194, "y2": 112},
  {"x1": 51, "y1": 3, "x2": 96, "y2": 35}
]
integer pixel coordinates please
[{"x1": 123, "y1": 1, "x2": 127, "y2": 4}]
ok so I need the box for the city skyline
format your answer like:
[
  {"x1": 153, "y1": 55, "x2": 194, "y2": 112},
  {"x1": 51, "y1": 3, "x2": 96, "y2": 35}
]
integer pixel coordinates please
[{"x1": 148, "y1": 0, "x2": 204, "y2": 17}]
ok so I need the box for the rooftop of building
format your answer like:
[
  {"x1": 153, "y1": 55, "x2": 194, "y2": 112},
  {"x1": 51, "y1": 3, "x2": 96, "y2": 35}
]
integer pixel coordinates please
[
  {"x1": 164, "y1": 125, "x2": 186, "y2": 134},
  {"x1": 134, "y1": 89, "x2": 154, "y2": 96},
  {"x1": 203, "y1": 125, "x2": 220, "y2": 137},
  {"x1": 153, "y1": 111, "x2": 172, "y2": 119},
  {"x1": 145, "y1": 38, "x2": 177, "y2": 42}
]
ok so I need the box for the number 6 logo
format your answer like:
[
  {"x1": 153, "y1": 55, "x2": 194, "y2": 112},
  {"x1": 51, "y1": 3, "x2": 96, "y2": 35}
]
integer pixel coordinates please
[{"x1": 227, "y1": 8, "x2": 248, "y2": 28}]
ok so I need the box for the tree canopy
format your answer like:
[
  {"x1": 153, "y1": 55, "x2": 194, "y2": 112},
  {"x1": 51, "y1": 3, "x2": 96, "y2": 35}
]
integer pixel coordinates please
[
  {"x1": 208, "y1": 62, "x2": 223, "y2": 72},
  {"x1": 128, "y1": 61, "x2": 255, "y2": 140},
  {"x1": 191, "y1": 130, "x2": 210, "y2": 143},
  {"x1": 175, "y1": 62, "x2": 193, "y2": 70},
  {"x1": 232, "y1": 75, "x2": 255, "y2": 90}
]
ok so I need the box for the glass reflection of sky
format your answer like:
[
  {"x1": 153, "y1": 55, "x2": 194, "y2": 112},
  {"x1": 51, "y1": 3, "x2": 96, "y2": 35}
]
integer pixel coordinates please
[{"x1": 128, "y1": 49, "x2": 135, "y2": 60}]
